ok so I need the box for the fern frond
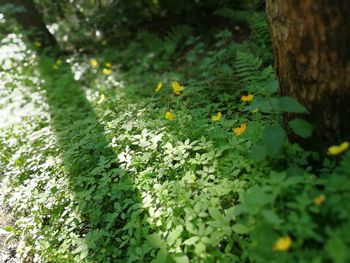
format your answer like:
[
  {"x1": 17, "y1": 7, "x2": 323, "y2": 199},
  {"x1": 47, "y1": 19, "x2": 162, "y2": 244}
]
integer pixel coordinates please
[
  {"x1": 234, "y1": 51, "x2": 263, "y2": 83},
  {"x1": 138, "y1": 30, "x2": 162, "y2": 48}
]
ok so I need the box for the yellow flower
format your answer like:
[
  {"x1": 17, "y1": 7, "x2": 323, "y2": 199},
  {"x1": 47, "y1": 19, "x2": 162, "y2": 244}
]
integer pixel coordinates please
[
  {"x1": 56, "y1": 59, "x2": 62, "y2": 66},
  {"x1": 211, "y1": 112, "x2": 222, "y2": 121},
  {"x1": 90, "y1": 59, "x2": 98, "y2": 68},
  {"x1": 172, "y1": 81, "x2": 184, "y2": 95},
  {"x1": 155, "y1": 82, "x2": 163, "y2": 92},
  {"x1": 34, "y1": 41, "x2": 42, "y2": 48},
  {"x1": 97, "y1": 94, "x2": 106, "y2": 104},
  {"x1": 241, "y1": 94, "x2": 254, "y2": 102},
  {"x1": 327, "y1": 141, "x2": 349, "y2": 155},
  {"x1": 313, "y1": 194, "x2": 326, "y2": 205},
  {"x1": 165, "y1": 111, "x2": 174, "y2": 121},
  {"x1": 273, "y1": 236, "x2": 292, "y2": 251},
  {"x1": 233, "y1": 123, "x2": 247, "y2": 136},
  {"x1": 102, "y1": 68, "x2": 112, "y2": 75},
  {"x1": 105, "y1": 62, "x2": 112, "y2": 68}
]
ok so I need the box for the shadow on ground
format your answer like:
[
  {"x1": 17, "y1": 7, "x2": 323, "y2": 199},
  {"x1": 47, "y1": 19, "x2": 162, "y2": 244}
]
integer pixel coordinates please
[{"x1": 37, "y1": 57, "x2": 157, "y2": 262}]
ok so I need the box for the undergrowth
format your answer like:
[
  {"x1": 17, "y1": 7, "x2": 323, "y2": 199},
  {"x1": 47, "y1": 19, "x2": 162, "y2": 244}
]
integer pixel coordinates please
[{"x1": 0, "y1": 6, "x2": 350, "y2": 263}]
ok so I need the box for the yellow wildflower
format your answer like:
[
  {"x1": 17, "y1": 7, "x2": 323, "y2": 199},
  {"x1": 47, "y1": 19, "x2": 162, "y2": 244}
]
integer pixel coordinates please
[
  {"x1": 102, "y1": 68, "x2": 112, "y2": 75},
  {"x1": 165, "y1": 111, "x2": 174, "y2": 121},
  {"x1": 233, "y1": 123, "x2": 247, "y2": 136},
  {"x1": 241, "y1": 94, "x2": 254, "y2": 102},
  {"x1": 172, "y1": 81, "x2": 184, "y2": 95},
  {"x1": 97, "y1": 94, "x2": 106, "y2": 104},
  {"x1": 327, "y1": 141, "x2": 349, "y2": 155},
  {"x1": 313, "y1": 194, "x2": 326, "y2": 205},
  {"x1": 105, "y1": 62, "x2": 112, "y2": 68},
  {"x1": 155, "y1": 82, "x2": 163, "y2": 92},
  {"x1": 90, "y1": 59, "x2": 98, "y2": 68},
  {"x1": 34, "y1": 41, "x2": 42, "y2": 48},
  {"x1": 211, "y1": 112, "x2": 222, "y2": 121},
  {"x1": 273, "y1": 236, "x2": 292, "y2": 251},
  {"x1": 56, "y1": 59, "x2": 62, "y2": 66}
]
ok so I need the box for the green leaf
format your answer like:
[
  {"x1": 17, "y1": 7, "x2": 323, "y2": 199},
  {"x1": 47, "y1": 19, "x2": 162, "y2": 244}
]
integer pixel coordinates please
[
  {"x1": 249, "y1": 144, "x2": 267, "y2": 162},
  {"x1": 264, "y1": 80, "x2": 279, "y2": 94},
  {"x1": 166, "y1": 226, "x2": 183, "y2": 245},
  {"x1": 183, "y1": 236, "x2": 199, "y2": 246},
  {"x1": 261, "y1": 126, "x2": 285, "y2": 156},
  {"x1": 232, "y1": 224, "x2": 249, "y2": 234},
  {"x1": 147, "y1": 233, "x2": 164, "y2": 248},
  {"x1": 4, "y1": 233, "x2": 16, "y2": 245},
  {"x1": 172, "y1": 253, "x2": 190, "y2": 263},
  {"x1": 276, "y1": 96, "x2": 308, "y2": 113},
  {"x1": 152, "y1": 249, "x2": 169, "y2": 263},
  {"x1": 289, "y1": 119, "x2": 313, "y2": 138},
  {"x1": 244, "y1": 96, "x2": 272, "y2": 112},
  {"x1": 208, "y1": 207, "x2": 224, "y2": 221},
  {"x1": 261, "y1": 210, "x2": 281, "y2": 226},
  {"x1": 1, "y1": 226, "x2": 16, "y2": 233}
]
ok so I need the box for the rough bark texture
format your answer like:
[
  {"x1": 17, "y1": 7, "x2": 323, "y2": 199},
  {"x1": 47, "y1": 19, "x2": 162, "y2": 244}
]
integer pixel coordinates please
[
  {"x1": 266, "y1": 0, "x2": 350, "y2": 151},
  {"x1": 0, "y1": 0, "x2": 58, "y2": 49}
]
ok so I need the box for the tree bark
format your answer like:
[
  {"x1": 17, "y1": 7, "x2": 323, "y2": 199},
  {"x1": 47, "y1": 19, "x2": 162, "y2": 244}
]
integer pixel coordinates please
[
  {"x1": 266, "y1": 0, "x2": 350, "y2": 151},
  {"x1": 0, "y1": 0, "x2": 58, "y2": 49}
]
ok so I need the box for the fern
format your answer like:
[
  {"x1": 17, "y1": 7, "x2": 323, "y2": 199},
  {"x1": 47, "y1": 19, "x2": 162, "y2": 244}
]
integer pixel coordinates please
[
  {"x1": 165, "y1": 25, "x2": 192, "y2": 45},
  {"x1": 138, "y1": 30, "x2": 162, "y2": 49},
  {"x1": 233, "y1": 50, "x2": 275, "y2": 85},
  {"x1": 234, "y1": 51, "x2": 262, "y2": 82}
]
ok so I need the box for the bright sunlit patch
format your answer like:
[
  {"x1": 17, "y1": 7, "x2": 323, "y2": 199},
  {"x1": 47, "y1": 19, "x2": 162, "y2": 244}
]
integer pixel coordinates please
[{"x1": 97, "y1": 94, "x2": 106, "y2": 104}]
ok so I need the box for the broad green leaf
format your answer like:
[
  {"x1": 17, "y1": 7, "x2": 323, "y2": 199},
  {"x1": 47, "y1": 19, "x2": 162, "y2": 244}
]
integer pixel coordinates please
[
  {"x1": 167, "y1": 226, "x2": 183, "y2": 245},
  {"x1": 147, "y1": 233, "x2": 164, "y2": 248},
  {"x1": 275, "y1": 96, "x2": 308, "y2": 113},
  {"x1": 172, "y1": 254, "x2": 190, "y2": 263},
  {"x1": 1, "y1": 226, "x2": 16, "y2": 232},
  {"x1": 250, "y1": 144, "x2": 267, "y2": 162},
  {"x1": 325, "y1": 235, "x2": 347, "y2": 263},
  {"x1": 261, "y1": 210, "x2": 281, "y2": 225},
  {"x1": 232, "y1": 224, "x2": 249, "y2": 234},
  {"x1": 183, "y1": 236, "x2": 199, "y2": 246},
  {"x1": 264, "y1": 80, "x2": 279, "y2": 94},
  {"x1": 208, "y1": 207, "x2": 224, "y2": 221},
  {"x1": 152, "y1": 249, "x2": 169, "y2": 263},
  {"x1": 289, "y1": 119, "x2": 313, "y2": 138},
  {"x1": 261, "y1": 126, "x2": 285, "y2": 156}
]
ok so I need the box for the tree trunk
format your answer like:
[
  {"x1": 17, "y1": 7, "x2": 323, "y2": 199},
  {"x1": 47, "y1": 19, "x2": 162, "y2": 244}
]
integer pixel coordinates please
[
  {"x1": 266, "y1": 0, "x2": 350, "y2": 151},
  {"x1": 0, "y1": 0, "x2": 58, "y2": 49}
]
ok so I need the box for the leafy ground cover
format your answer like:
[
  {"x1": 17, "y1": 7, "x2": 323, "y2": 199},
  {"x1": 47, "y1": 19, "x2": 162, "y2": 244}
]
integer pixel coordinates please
[{"x1": 0, "y1": 6, "x2": 350, "y2": 263}]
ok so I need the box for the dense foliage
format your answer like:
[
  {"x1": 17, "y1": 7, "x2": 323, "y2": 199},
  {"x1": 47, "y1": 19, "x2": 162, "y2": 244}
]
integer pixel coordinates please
[{"x1": 0, "y1": 1, "x2": 349, "y2": 262}]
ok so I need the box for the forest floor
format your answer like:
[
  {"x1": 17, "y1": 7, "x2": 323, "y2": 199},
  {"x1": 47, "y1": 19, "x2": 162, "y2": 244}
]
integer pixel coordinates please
[
  {"x1": 0, "y1": 207, "x2": 18, "y2": 263},
  {"x1": 0, "y1": 22, "x2": 349, "y2": 262}
]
